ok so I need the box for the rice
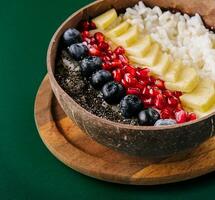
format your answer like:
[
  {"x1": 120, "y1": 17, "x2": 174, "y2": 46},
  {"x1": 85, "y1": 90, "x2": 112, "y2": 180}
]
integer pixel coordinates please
[{"x1": 124, "y1": 1, "x2": 215, "y2": 81}]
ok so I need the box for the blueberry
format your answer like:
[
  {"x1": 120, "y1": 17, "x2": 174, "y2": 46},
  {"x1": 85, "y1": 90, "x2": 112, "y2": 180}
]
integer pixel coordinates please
[
  {"x1": 80, "y1": 56, "x2": 102, "y2": 77},
  {"x1": 102, "y1": 81, "x2": 125, "y2": 104},
  {"x1": 154, "y1": 119, "x2": 177, "y2": 126},
  {"x1": 63, "y1": 28, "x2": 82, "y2": 46},
  {"x1": 68, "y1": 43, "x2": 88, "y2": 61},
  {"x1": 90, "y1": 70, "x2": 113, "y2": 89},
  {"x1": 138, "y1": 110, "x2": 150, "y2": 125},
  {"x1": 147, "y1": 108, "x2": 160, "y2": 125},
  {"x1": 120, "y1": 95, "x2": 143, "y2": 118}
]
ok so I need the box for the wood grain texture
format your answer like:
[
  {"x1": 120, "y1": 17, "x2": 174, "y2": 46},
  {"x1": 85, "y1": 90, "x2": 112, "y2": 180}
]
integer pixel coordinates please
[{"x1": 34, "y1": 75, "x2": 215, "y2": 185}]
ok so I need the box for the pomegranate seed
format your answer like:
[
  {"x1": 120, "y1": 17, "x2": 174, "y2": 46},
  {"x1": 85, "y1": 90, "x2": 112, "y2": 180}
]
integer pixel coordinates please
[
  {"x1": 141, "y1": 86, "x2": 150, "y2": 96},
  {"x1": 98, "y1": 41, "x2": 109, "y2": 50},
  {"x1": 163, "y1": 90, "x2": 174, "y2": 97},
  {"x1": 149, "y1": 86, "x2": 162, "y2": 97},
  {"x1": 106, "y1": 50, "x2": 113, "y2": 56},
  {"x1": 110, "y1": 53, "x2": 117, "y2": 60},
  {"x1": 89, "y1": 37, "x2": 96, "y2": 44},
  {"x1": 174, "y1": 104, "x2": 183, "y2": 113},
  {"x1": 118, "y1": 54, "x2": 129, "y2": 64},
  {"x1": 121, "y1": 79, "x2": 129, "y2": 88},
  {"x1": 82, "y1": 30, "x2": 90, "y2": 38},
  {"x1": 135, "y1": 81, "x2": 146, "y2": 90},
  {"x1": 127, "y1": 88, "x2": 141, "y2": 96},
  {"x1": 142, "y1": 97, "x2": 154, "y2": 108},
  {"x1": 80, "y1": 21, "x2": 90, "y2": 31},
  {"x1": 136, "y1": 68, "x2": 150, "y2": 79},
  {"x1": 188, "y1": 113, "x2": 197, "y2": 121},
  {"x1": 155, "y1": 79, "x2": 165, "y2": 89},
  {"x1": 167, "y1": 96, "x2": 178, "y2": 107},
  {"x1": 175, "y1": 110, "x2": 187, "y2": 123},
  {"x1": 155, "y1": 94, "x2": 167, "y2": 109},
  {"x1": 101, "y1": 55, "x2": 111, "y2": 62},
  {"x1": 111, "y1": 59, "x2": 122, "y2": 68},
  {"x1": 94, "y1": 32, "x2": 105, "y2": 43},
  {"x1": 90, "y1": 21, "x2": 96, "y2": 29},
  {"x1": 160, "y1": 108, "x2": 173, "y2": 119},
  {"x1": 124, "y1": 65, "x2": 136, "y2": 77},
  {"x1": 139, "y1": 80, "x2": 148, "y2": 87},
  {"x1": 123, "y1": 73, "x2": 138, "y2": 87},
  {"x1": 173, "y1": 91, "x2": 182, "y2": 98},
  {"x1": 148, "y1": 76, "x2": 156, "y2": 84},
  {"x1": 89, "y1": 46, "x2": 101, "y2": 56},
  {"x1": 82, "y1": 41, "x2": 88, "y2": 46},
  {"x1": 112, "y1": 69, "x2": 122, "y2": 83},
  {"x1": 114, "y1": 46, "x2": 125, "y2": 55},
  {"x1": 102, "y1": 62, "x2": 112, "y2": 71}
]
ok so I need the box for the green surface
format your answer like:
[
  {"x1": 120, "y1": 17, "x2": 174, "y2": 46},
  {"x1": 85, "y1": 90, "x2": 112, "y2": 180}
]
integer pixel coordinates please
[{"x1": 0, "y1": 0, "x2": 215, "y2": 199}]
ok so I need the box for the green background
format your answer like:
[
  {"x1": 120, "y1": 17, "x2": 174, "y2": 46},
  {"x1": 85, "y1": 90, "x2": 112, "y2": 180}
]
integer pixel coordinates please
[{"x1": 1, "y1": 0, "x2": 215, "y2": 199}]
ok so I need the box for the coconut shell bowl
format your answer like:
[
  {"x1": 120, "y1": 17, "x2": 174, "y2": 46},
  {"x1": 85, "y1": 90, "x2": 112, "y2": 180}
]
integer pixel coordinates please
[{"x1": 45, "y1": 0, "x2": 215, "y2": 160}]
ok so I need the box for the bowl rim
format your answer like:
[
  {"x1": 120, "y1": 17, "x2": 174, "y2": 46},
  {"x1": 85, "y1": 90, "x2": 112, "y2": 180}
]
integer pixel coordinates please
[{"x1": 47, "y1": 0, "x2": 215, "y2": 131}]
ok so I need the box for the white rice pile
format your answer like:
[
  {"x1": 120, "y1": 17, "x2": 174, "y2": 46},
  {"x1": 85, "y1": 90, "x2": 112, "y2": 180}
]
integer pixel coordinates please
[{"x1": 124, "y1": 1, "x2": 215, "y2": 81}]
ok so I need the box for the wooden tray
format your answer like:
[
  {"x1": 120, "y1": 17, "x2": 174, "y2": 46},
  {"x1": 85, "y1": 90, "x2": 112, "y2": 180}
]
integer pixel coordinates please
[{"x1": 34, "y1": 75, "x2": 215, "y2": 185}]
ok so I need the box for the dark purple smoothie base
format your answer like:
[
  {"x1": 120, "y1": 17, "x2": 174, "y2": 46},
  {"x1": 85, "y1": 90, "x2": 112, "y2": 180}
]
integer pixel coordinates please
[{"x1": 55, "y1": 50, "x2": 139, "y2": 125}]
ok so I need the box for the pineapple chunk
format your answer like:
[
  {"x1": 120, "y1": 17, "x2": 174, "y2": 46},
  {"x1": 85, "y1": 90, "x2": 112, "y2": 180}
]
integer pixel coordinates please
[
  {"x1": 164, "y1": 59, "x2": 182, "y2": 82},
  {"x1": 106, "y1": 21, "x2": 130, "y2": 38},
  {"x1": 165, "y1": 67, "x2": 199, "y2": 93},
  {"x1": 149, "y1": 52, "x2": 170, "y2": 76},
  {"x1": 92, "y1": 9, "x2": 117, "y2": 30},
  {"x1": 128, "y1": 43, "x2": 160, "y2": 66},
  {"x1": 194, "y1": 104, "x2": 215, "y2": 118},
  {"x1": 113, "y1": 26, "x2": 138, "y2": 47},
  {"x1": 106, "y1": 16, "x2": 123, "y2": 31},
  {"x1": 125, "y1": 35, "x2": 152, "y2": 57},
  {"x1": 180, "y1": 79, "x2": 215, "y2": 112}
]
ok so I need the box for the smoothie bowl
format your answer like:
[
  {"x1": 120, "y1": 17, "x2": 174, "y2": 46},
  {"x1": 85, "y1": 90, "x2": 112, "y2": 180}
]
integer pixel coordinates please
[{"x1": 47, "y1": 0, "x2": 215, "y2": 158}]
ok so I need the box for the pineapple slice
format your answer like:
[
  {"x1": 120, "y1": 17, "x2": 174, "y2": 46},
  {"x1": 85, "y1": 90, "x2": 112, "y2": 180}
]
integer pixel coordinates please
[
  {"x1": 92, "y1": 9, "x2": 117, "y2": 30},
  {"x1": 106, "y1": 16, "x2": 123, "y2": 31},
  {"x1": 113, "y1": 26, "x2": 138, "y2": 47},
  {"x1": 165, "y1": 67, "x2": 199, "y2": 93},
  {"x1": 128, "y1": 43, "x2": 160, "y2": 66},
  {"x1": 180, "y1": 79, "x2": 215, "y2": 112},
  {"x1": 125, "y1": 35, "x2": 152, "y2": 57},
  {"x1": 149, "y1": 52, "x2": 170, "y2": 76},
  {"x1": 164, "y1": 59, "x2": 182, "y2": 82},
  {"x1": 194, "y1": 104, "x2": 215, "y2": 118},
  {"x1": 106, "y1": 21, "x2": 130, "y2": 38}
]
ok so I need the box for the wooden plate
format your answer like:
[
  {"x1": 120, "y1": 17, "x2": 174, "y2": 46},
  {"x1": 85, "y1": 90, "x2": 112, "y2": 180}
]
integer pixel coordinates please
[{"x1": 34, "y1": 75, "x2": 215, "y2": 185}]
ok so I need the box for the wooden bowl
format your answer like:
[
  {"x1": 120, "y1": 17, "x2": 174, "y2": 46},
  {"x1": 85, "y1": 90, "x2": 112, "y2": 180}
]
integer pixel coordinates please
[{"x1": 47, "y1": 0, "x2": 215, "y2": 158}]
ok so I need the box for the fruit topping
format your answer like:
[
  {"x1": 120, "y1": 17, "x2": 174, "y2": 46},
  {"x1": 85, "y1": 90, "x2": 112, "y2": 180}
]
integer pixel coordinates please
[
  {"x1": 102, "y1": 81, "x2": 125, "y2": 104},
  {"x1": 154, "y1": 119, "x2": 177, "y2": 126},
  {"x1": 146, "y1": 108, "x2": 160, "y2": 125},
  {"x1": 90, "y1": 70, "x2": 113, "y2": 89},
  {"x1": 63, "y1": 28, "x2": 82, "y2": 46},
  {"x1": 68, "y1": 43, "x2": 88, "y2": 61},
  {"x1": 106, "y1": 21, "x2": 130, "y2": 38},
  {"x1": 126, "y1": 35, "x2": 152, "y2": 57},
  {"x1": 187, "y1": 113, "x2": 197, "y2": 121},
  {"x1": 138, "y1": 110, "x2": 149, "y2": 125},
  {"x1": 92, "y1": 9, "x2": 117, "y2": 30},
  {"x1": 120, "y1": 95, "x2": 143, "y2": 118},
  {"x1": 165, "y1": 67, "x2": 199, "y2": 93},
  {"x1": 175, "y1": 110, "x2": 187, "y2": 124},
  {"x1": 61, "y1": 16, "x2": 201, "y2": 125},
  {"x1": 80, "y1": 56, "x2": 102, "y2": 77},
  {"x1": 113, "y1": 26, "x2": 138, "y2": 47},
  {"x1": 180, "y1": 79, "x2": 215, "y2": 112}
]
